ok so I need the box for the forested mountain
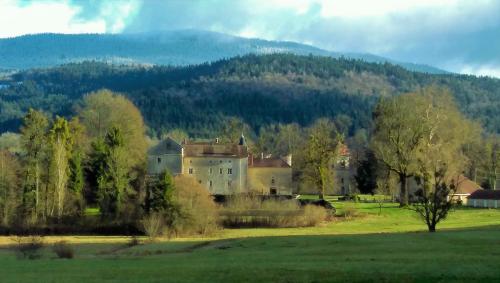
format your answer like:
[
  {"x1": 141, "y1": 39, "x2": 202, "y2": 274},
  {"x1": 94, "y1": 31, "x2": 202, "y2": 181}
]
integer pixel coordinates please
[
  {"x1": 0, "y1": 30, "x2": 446, "y2": 74},
  {"x1": 0, "y1": 54, "x2": 498, "y2": 137}
]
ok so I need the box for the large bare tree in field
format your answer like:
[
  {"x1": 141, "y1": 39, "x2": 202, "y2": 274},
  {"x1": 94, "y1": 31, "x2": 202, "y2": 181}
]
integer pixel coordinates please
[
  {"x1": 411, "y1": 88, "x2": 476, "y2": 232},
  {"x1": 371, "y1": 93, "x2": 428, "y2": 206}
]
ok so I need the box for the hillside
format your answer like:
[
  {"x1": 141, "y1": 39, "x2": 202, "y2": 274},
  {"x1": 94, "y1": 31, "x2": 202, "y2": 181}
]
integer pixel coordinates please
[
  {"x1": 0, "y1": 30, "x2": 446, "y2": 74},
  {"x1": 0, "y1": 54, "x2": 498, "y2": 136}
]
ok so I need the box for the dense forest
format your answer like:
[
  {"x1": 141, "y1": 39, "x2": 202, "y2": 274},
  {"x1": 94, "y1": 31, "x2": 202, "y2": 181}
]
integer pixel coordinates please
[{"x1": 0, "y1": 53, "x2": 499, "y2": 137}]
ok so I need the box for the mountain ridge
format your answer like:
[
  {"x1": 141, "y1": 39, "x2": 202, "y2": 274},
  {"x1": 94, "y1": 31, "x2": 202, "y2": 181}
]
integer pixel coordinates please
[{"x1": 0, "y1": 30, "x2": 447, "y2": 74}]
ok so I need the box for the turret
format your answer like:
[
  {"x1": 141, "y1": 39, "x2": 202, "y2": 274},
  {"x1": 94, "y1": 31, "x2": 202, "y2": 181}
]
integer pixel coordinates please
[{"x1": 239, "y1": 133, "x2": 247, "y2": 146}]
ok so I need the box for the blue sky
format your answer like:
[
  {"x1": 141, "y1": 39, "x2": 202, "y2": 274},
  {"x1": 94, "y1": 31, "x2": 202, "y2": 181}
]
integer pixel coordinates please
[{"x1": 2, "y1": 0, "x2": 500, "y2": 77}]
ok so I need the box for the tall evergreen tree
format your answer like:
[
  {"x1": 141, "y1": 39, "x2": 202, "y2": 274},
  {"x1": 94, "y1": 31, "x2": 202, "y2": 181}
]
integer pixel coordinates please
[
  {"x1": 96, "y1": 127, "x2": 130, "y2": 219},
  {"x1": 20, "y1": 109, "x2": 49, "y2": 222}
]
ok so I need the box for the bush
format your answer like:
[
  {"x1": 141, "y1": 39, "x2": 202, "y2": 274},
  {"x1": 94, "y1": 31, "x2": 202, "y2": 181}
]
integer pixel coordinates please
[
  {"x1": 172, "y1": 176, "x2": 219, "y2": 236},
  {"x1": 301, "y1": 205, "x2": 328, "y2": 226},
  {"x1": 339, "y1": 203, "x2": 359, "y2": 220},
  {"x1": 52, "y1": 241, "x2": 74, "y2": 259},
  {"x1": 141, "y1": 212, "x2": 164, "y2": 241},
  {"x1": 13, "y1": 236, "x2": 44, "y2": 260},
  {"x1": 221, "y1": 195, "x2": 327, "y2": 228}
]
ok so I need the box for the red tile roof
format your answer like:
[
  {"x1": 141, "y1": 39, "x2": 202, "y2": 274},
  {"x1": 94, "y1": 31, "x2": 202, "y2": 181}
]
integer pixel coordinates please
[
  {"x1": 183, "y1": 143, "x2": 247, "y2": 158},
  {"x1": 249, "y1": 158, "x2": 291, "y2": 168},
  {"x1": 453, "y1": 175, "x2": 482, "y2": 195},
  {"x1": 339, "y1": 144, "x2": 349, "y2": 156}
]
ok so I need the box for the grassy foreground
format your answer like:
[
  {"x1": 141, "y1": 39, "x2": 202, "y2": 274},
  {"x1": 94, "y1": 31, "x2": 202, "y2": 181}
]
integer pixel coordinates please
[{"x1": 1, "y1": 203, "x2": 500, "y2": 282}]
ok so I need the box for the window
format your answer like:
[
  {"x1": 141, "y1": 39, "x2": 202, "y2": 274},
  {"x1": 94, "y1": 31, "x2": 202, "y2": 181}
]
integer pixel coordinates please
[
  {"x1": 190, "y1": 160, "x2": 192, "y2": 164},
  {"x1": 198, "y1": 180, "x2": 202, "y2": 184},
  {"x1": 228, "y1": 160, "x2": 232, "y2": 163},
  {"x1": 219, "y1": 160, "x2": 222, "y2": 163},
  {"x1": 157, "y1": 157, "x2": 161, "y2": 164},
  {"x1": 219, "y1": 168, "x2": 223, "y2": 174},
  {"x1": 228, "y1": 168, "x2": 233, "y2": 174},
  {"x1": 228, "y1": 180, "x2": 232, "y2": 187},
  {"x1": 271, "y1": 177, "x2": 275, "y2": 185},
  {"x1": 188, "y1": 168, "x2": 193, "y2": 174},
  {"x1": 209, "y1": 168, "x2": 213, "y2": 174},
  {"x1": 270, "y1": 188, "x2": 277, "y2": 195},
  {"x1": 341, "y1": 178, "x2": 344, "y2": 183},
  {"x1": 209, "y1": 180, "x2": 213, "y2": 187}
]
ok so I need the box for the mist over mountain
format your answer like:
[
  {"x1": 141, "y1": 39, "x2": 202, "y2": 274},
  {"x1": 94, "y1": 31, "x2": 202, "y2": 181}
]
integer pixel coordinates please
[{"x1": 0, "y1": 30, "x2": 446, "y2": 74}]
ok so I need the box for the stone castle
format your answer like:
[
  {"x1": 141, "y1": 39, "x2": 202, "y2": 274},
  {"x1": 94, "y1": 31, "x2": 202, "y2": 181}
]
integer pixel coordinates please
[{"x1": 147, "y1": 135, "x2": 293, "y2": 196}]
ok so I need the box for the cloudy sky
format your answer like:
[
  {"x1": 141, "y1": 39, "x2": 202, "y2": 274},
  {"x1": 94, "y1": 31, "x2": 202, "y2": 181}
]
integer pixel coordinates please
[{"x1": 2, "y1": 0, "x2": 500, "y2": 77}]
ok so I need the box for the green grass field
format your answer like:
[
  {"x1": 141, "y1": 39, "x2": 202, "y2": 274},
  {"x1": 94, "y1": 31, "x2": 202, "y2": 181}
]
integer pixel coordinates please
[{"x1": 1, "y1": 202, "x2": 500, "y2": 282}]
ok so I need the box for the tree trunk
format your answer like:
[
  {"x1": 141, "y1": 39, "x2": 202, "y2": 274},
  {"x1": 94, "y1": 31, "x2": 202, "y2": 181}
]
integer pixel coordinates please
[
  {"x1": 399, "y1": 173, "x2": 409, "y2": 207},
  {"x1": 428, "y1": 223, "x2": 436, "y2": 232}
]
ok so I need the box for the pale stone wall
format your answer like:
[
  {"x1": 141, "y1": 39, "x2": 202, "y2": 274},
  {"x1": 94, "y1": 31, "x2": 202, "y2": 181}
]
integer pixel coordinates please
[
  {"x1": 334, "y1": 168, "x2": 352, "y2": 195},
  {"x1": 147, "y1": 153, "x2": 183, "y2": 175},
  {"x1": 183, "y1": 156, "x2": 248, "y2": 195},
  {"x1": 248, "y1": 167, "x2": 293, "y2": 195}
]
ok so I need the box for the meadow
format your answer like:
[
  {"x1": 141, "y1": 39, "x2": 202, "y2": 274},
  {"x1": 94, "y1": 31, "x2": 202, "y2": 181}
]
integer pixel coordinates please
[{"x1": 1, "y1": 201, "x2": 500, "y2": 283}]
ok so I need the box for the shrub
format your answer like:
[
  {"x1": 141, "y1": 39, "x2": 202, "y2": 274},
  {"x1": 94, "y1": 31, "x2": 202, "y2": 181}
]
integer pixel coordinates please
[
  {"x1": 301, "y1": 205, "x2": 328, "y2": 226},
  {"x1": 339, "y1": 203, "x2": 359, "y2": 220},
  {"x1": 13, "y1": 236, "x2": 44, "y2": 260},
  {"x1": 172, "y1": 176, "x2": 219, "y2": 236},
  {"x1": 52, "y1": 241, "x2": 74, "y2": 259},
  {"x1": 141, "y1": 212, "x2": 164, "y2": 241},
  {"x1": 221, "y1": 195, "x2": 327, "y2": 228}
]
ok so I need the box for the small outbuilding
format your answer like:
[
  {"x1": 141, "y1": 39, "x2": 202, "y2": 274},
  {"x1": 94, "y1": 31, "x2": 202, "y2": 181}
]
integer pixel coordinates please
[
  {"x1": 448, "y1": 175, "x2": 482, "y2": 204},
  {"x1": 467, "y1": 190, "x2": 500, "y2": 208}
]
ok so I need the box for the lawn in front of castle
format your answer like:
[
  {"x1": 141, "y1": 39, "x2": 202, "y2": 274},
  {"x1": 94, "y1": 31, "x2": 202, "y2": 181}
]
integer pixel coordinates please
[{"x1": 1, "y1": 201, "x2": 499, "y2": 283}]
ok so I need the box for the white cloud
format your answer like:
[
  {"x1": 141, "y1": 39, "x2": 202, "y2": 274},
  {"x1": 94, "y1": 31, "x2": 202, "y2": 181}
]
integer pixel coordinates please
[
  {"x1": 0, "y1": 0, "x2": 139, "y2": 38},
  {"x1": 460, "y1": 65, "x2": 500, "y2": 78}
]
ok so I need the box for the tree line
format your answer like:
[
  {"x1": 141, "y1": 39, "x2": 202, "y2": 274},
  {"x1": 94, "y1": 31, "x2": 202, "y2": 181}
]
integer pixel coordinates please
[{"x1": 0, "y1": 86, "x2": 498, "y2": 234}]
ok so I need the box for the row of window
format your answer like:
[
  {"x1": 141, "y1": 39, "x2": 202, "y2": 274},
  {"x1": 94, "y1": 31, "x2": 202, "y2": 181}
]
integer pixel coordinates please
[
  {"x1": 157, "y1": 158, "x2": 234, "y2": 164},
  {"x1": 189, "y1": 168, "x2": 232, "y2": 175},
  {"x1": 192, "y1": 160, "x2": 232, "y2": 164},
  {"x1": 199, "y1": 180, "x2": 232, "y2": 188}
]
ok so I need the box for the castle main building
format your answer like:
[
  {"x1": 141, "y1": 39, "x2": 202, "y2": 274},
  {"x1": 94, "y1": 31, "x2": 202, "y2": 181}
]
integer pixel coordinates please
[{"x1": 147, "y1": 136, "x2": 293, "y2": 196}]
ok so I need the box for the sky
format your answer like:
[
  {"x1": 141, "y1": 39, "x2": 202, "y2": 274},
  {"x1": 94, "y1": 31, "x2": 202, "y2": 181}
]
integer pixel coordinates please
[{"x1": 1, "y1": 0, "x2": 500, "y2": 77}]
